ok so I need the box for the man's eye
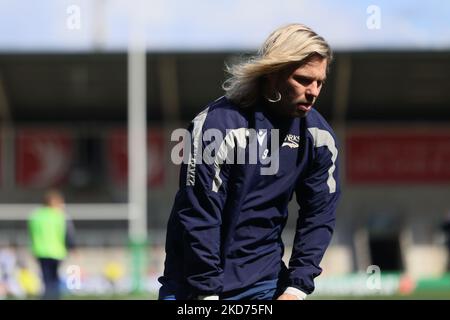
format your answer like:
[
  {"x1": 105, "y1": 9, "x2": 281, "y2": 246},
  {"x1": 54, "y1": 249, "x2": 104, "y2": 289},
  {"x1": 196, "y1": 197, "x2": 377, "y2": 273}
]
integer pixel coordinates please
[{"x1": 295, "y1": 76, "x2": 312, "y2": 85}]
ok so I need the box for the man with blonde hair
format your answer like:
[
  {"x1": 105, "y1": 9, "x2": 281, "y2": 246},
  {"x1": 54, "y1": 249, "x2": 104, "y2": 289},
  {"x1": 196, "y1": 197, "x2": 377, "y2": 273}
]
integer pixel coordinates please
[{"x1": 160, "y1": 23, "x2": 340, "y2": 300}]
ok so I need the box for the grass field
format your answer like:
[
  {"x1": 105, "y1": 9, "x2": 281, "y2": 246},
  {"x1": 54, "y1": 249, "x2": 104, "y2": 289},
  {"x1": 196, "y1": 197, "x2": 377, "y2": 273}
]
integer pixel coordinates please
[
  {"x1": 17, "y1": 273, "x2": 450, "y2": 300},
  {"x1": 309, "y1": 291, "x2": 450, "y2": 300},
  {"x1": 58, "y1": 290, "x2": 450, "y2": 300}
]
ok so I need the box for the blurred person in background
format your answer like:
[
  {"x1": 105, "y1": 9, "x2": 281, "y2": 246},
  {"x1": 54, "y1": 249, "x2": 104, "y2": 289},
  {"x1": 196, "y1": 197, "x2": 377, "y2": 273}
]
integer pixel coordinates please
[
  {"x1": 159, "y1": 23, "x2": 340, "y2": 300},
  {"x1": 103, "y1": 261, "x2": 125, "y2": 294},
  {"x1": 0, "y1": 245, "x2": 24, "y2": 299},
  {"x1": 28, "y1": 190, "x2": 77, "y2": 300},
  {"x1": 442, "y1": 210, "x2": 450, "y2": 271}
]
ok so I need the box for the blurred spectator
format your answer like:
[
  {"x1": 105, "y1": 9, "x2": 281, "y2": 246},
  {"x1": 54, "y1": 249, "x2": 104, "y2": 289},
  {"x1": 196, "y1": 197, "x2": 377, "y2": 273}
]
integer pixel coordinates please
[
  {"x1": 103, "y1": 261, "x2": 125, "y2": 294},
  {"x1": 0, "y1": 246, "x2": 23, "y2": 299},
  {"x1": 16, "y1": 259, "x2": 41, "y2": 298},
  {"x1": 442, "y1": 211, "x2": 450, "y2": 271},
  {"x1": 28, "y1": 190, "x2": 77, "y2": 299}
]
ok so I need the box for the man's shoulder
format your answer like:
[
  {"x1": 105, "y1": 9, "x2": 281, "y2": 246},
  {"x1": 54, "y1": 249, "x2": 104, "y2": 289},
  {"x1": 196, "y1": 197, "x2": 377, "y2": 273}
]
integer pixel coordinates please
[
  {"x1": 28, "y1": 208, "x2": 43, "y2": 224},
  {"x1": 29, "y1": 207, "x2": 43, "y2": 217},
  {"x1": 305, "y1": 108, "x2": 336, "y2": 136},
  {"x1": 192, "y1": 96, "x2": 249, "y2": 130},
  {"x1": 304, "y1": 109, "x2": 340, "y2": 154}
]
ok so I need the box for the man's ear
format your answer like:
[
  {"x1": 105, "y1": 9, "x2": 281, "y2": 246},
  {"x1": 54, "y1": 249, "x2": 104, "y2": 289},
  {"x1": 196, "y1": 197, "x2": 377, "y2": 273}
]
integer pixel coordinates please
[{"x1": 265, "y1": 73, "x2": 278, "y2": 93}]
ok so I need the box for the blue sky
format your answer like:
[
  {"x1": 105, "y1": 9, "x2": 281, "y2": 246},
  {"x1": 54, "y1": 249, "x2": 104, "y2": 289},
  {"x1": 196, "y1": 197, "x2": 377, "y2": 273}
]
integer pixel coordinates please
[{"x1": 0, "y1": 0, "x2": 449, "y2": 51}]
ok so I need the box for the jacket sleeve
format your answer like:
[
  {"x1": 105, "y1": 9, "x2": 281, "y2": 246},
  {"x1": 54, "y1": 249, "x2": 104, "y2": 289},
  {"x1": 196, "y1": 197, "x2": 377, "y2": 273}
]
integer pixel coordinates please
[
  {"x1": 172, "y1": 111, "x2": 231, "y2": 296},
  {"x1": 288, "y1": 128, "x2": 341, "y2": 294}
]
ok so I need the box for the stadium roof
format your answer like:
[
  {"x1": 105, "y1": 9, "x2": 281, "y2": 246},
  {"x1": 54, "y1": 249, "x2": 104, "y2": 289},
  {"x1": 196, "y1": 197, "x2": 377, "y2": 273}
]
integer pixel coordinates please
[{"x1": 0, "y1": 51, "x2": 449, "y2": 123}]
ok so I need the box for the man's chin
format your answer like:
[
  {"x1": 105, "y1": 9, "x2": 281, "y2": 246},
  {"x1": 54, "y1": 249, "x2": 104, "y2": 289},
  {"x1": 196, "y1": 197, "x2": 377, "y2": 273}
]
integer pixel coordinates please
[{"x1": 291, "y1": 110, "x2": 309, "y2": 118}]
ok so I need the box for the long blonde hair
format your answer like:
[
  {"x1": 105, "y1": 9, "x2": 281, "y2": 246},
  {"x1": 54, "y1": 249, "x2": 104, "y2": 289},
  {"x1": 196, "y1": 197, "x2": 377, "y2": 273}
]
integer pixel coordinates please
[{"x1": 223, "y1": 23, "x2": 332, "y2": 107}]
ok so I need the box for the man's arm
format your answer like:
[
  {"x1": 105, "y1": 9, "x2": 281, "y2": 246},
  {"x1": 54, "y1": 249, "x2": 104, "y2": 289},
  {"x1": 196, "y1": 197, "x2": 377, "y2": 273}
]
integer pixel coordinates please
[
  {"x1": 171, "y1": 109, "x2": 231, "y2": 297},
  {"x1": 65, "y1": 217, "x2": 77, "y2": 251},
  {"x1": 175, "y1": 164, "x2": 228, "y2": 297},
  {"x1": 285, "y1": 128, "x2": 340, "y2": 298}
]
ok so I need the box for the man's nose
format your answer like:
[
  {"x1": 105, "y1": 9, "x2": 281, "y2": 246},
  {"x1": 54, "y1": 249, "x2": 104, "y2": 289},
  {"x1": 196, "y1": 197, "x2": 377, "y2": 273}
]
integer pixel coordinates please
[{"x1": 305, "y1": 81, "x2": 320, "y2": 98}]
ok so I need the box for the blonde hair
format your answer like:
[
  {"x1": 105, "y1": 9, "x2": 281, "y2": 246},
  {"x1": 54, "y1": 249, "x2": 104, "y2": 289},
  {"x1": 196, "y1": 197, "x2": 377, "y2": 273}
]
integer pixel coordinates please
[{"x1": 223, "y1": 23, "x2": 333, "y2": 107}]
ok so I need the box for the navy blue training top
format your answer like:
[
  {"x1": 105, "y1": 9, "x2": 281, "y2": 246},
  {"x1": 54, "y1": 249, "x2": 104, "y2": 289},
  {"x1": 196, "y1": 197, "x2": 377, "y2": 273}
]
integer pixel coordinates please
[{"x1": 159, "y1": 96, "x2": 341, "y2": 297}]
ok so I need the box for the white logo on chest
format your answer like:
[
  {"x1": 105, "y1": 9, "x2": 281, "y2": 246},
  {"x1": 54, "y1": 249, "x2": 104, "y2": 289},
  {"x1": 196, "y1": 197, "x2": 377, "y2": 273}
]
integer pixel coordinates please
[{"x1": 282, "y1": 134, "x2": 300, "y2": 148}]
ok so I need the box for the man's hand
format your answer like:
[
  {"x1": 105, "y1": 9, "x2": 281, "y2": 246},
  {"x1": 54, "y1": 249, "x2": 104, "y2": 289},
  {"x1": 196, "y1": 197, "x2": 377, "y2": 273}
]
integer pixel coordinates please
[{"x1": 277, "y1": 293, "x2": 299, "y2": 300}]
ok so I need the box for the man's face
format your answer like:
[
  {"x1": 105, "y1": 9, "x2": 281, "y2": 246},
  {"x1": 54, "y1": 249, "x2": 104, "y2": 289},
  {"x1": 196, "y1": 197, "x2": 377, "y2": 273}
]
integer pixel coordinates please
[
  {"x1": 49, "y1": 196, "x2": 64, "y2": 210},
  {"x1": 269, "y1": 55, "x2": 328, "y2": 118}
]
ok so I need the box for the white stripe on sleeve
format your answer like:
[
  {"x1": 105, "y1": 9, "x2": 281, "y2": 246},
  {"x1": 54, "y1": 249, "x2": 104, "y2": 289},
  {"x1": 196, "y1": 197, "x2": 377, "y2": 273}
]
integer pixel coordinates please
[{"x1": 307, "y1": 127, "x2": 338, "y2": 194}]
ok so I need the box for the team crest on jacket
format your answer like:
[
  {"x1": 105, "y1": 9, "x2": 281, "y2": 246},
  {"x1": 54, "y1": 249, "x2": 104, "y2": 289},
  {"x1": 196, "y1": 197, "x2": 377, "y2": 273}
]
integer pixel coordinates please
[{"x1": 282, "y1": 134, "x2": 300, "y2": 148}]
